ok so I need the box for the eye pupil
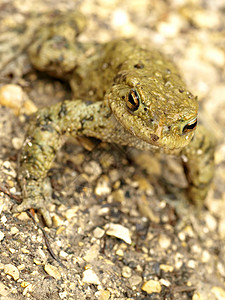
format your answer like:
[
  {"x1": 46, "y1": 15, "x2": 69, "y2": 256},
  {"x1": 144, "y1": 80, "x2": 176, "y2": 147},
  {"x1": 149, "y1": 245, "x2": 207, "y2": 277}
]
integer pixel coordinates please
[
  {"x1": 126, "y1": 89, "x2": 140, "y2": 111},
  {"x1": 128, "y1": 93, "x2": 136, "y2": 105},
  {"x1": 182, "y1": 118, "x2": 197, "y2": 134}
]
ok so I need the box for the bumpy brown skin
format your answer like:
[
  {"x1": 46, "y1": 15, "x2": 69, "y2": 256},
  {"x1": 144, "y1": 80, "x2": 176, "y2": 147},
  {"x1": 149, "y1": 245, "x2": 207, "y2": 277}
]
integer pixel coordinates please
[{"x1": 14, "y1": 12, "x2": 215, "y2": 226}]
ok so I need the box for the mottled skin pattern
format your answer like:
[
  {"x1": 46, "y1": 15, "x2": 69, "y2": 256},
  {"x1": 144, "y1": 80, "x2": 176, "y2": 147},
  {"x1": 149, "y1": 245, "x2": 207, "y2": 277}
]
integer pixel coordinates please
[{"x1": 14, "y1": 12, "x2": 215, "y2": 226}]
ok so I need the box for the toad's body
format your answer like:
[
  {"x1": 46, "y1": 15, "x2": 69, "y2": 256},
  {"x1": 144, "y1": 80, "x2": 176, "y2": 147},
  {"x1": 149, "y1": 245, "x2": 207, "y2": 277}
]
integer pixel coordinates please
[{"x1": 15, "y1": 12, "x2": 215, "y2": 226}]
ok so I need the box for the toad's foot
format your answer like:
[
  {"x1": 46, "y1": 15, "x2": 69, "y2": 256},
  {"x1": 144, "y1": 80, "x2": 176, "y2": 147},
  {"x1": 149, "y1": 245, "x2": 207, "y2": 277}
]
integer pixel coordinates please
[
  {"x1": 12, "y1": 179, "x2": 53, "y2": 227},
  {"x1": 182, "y1": 124, "x2": 215, "y2": 208}
]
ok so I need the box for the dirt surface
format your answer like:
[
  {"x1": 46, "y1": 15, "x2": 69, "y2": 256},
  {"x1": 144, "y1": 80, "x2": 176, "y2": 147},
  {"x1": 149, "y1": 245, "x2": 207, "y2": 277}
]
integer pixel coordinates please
[{"x1": 0, "y1": 0, "x2": 225, "y2": 299}]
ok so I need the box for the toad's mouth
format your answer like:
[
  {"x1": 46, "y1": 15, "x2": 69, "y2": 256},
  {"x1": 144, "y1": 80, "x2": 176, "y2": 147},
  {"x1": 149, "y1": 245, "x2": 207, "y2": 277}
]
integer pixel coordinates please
[
  {"x1": 127, "y1": 116, "x2": 198, "y2": 150},
  {"x1": 148, "y1": 117, "x2": 198, "y2": 150}
]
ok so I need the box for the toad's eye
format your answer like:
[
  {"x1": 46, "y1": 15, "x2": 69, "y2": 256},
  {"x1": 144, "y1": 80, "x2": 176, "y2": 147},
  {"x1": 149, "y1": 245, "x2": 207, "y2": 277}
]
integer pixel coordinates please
[
  {"x1": 126, "y1": 89, "x2": 140, "y2": 112},
  {"x1": 182, "y1": 117, "x2": 197, "y2": 134}
]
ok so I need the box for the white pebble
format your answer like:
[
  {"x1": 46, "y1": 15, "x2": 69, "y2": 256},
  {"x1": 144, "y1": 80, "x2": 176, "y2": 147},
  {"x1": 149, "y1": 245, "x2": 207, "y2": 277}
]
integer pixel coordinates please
[
  {"x1": 122, "y1": 266, "x2": 132, "y2": 278},
  {"x1": 0, "y1": 84, "x2": 37, "y2": 116},
  {"x1": 0, "y1": 231, "x2": 4, "y2": 241},
  {"x1": 129, "y1": 275, "x2": 142, "y2": 287},
  {"x1": 95, "y1": 175, "x2": 111, "y2": 196},
  {"x1": 4, "y1": 264, "x2": 19, "y2": 281},
  {"x1": 105, "y1": 223, "x2": 132, "y2": 244},
  {"x1": 158, "y1": 234, "x2": 171, "y2": 249},
  {"x1": 93, "y1": 227, "x2": 105, "y2": 239},
  {"x1": 211, "y1": 286, "x2": 225, "y2": 300},
  {"x1": 1, "y1": 216, "x2": 7, "y2": 224},
  {"x1": 83, "y1": 244, "x2": 100, "y2": 263},
  {"x1": 159, "y1": 278, "x2": 171, "y2": 287},
  {"x1": 82, "y1": 269, "x2": 101, "y2": 285},
  {"x1": 205, "y1": 213, "x2": 217, "y2": 232},
  {"x1": 10, "y1": 227, "x2": 19, "y2": 235},
  {"x1": 44, "y1": 264, "x2": 61, "y2": 280},
  {"x1": 11, "y1": 137, "x2": 23, "y2": 150},
  {"x1": 187, "y1": 259, "x2": 197, "y2": 269}
]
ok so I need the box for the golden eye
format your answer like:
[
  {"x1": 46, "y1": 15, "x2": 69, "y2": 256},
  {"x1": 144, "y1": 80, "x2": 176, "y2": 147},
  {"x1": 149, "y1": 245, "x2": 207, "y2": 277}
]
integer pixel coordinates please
[
  {"x1": 126, "y1": 89, "x2": 140, "y2": 112},
  {"x1": 182, "y1": 117, "x2": 197, "y2": 134}
]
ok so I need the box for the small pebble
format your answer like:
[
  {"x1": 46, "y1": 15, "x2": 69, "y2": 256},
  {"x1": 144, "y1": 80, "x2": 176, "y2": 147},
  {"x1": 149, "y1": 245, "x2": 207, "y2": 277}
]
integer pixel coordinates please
[
  {"x1": 83, "y1": 244, "x2": 100, "y2": 262},
  {"x1": 18, "y1": 264, "x2": 25, "y2": 271},
  {"x1": 201, "y1": 250, "x2": 210, "y2": 263},
  {"x1": 93, "y1": 227, "x2": 105, "y2": 239},
  {"x1": 178, "y1": 231, "x2": 186, "y2": 241},
  {"x1": 22, "y1": 283, "x2": 33, "y2": 296},
  {"x1": 105, "y1": 223, "x2": 132, "y2": 244},
  {"x1": 129, "y1": 275, "x2": 142, "y2": 287},
  {"x1": 141, "y1": 280, "x2": 162, "y2": 294},
  {"x1": 64, "y1": 206, "x2": 79, "y2": 221},
  {"x1": 98, "y1": 290, "x2": 110, "y2": 300},
  {"x1": 78, "y1": 137, "x2": 97, "y2": 151},
  {"x1": 0, "y1": 231, "x2": 4, "y2": 241},
  {"x1": 44, "y1": 264, "x2": 61, "y2": 280},
  {"x1": 52, "y1": 214, "x2": 65, "y2": 227},
  {"x1": 111, "y1": 189, "x2": 125, "y2": 203},
  {"x1": 157, "y1": 14, "x2": 184, "y2": 38},
  {"x1": 21, "y1": 248, "x2": 30, "y2": 254},
  {"x1": 205, "y1": 213, "x2": 217, "y2": 232},
  {"x1": 160, "y1": 264, "x2": 174, "y2": 272},
  {"x1": 111, "y1": 9, "x2": 129, "y2": 28},
  {"x1": 159, "y1": 278, "x2": 171, "y2": 287},
  {"x1": 10, "y1": 227, "x2": 19, "y2": 235},
  {"x1": 192, "y1": 292, "x2": 204, "y2": 300},
  {"x1": 122, "y1": 266, "x2": 132, "y2": 278},
  {"x1": 1, "y1": 216, "x2": 7, "y2": 224},
  {"x1": 15, "y1": 212, "x2": 30, "y2": 222},
  {"x1": 211, "y1": 286, "x2": 225, "y2": 300},
  {"x1": 2, "y1": 161, "x2": 16, "y2": 178},
  {"x1": 21, "y1": 281, "x2": 31, "y2": 288},
  {"x1": 33, "y1": 259, "x2": 42, "y2": 265},
  {"x1": 158, "y1": 234, "x2": 171, "y2": 249},
  {"x1": 56, "y1": 226, "x2": 66, "y2": 235},
  {"x1": 0, "y1": 84, "x2": 37, "y2": 115},
  {"x1": 187, "y1": 259, "x2": 197, "y2": 269},
  {"x1": 11, "y1": 137, "x2": 23, "y2": 150},
  {"x1": 4, "y1": 263, "x2": 19, "y2": 281},
  {"x1": 192, "y1": 10, "x2": 219, "y2": 29},
  {"x1": 0, "y1": 84, "x2": 24, "y2": 115},
  {"x1": 82, "y1": 269, "x2": 101, "y2": 285},
  {"x1": 174, "y1": 253, "x2": 184, "y2": 269},
  {"x1": 95, "y1": 175, "x2": 111, "y2": 196},
  {"x1": 83, "y1": 160, "x2": 102, "y2": 179},
  {"x1": 116, "y1": 249, "x2": 124, "y2": 256},
  {"x1": 111, "y1": 9, "x2": 136, "y2": 36},
  {"x1": 59, "y1": 250, "x2": 69, "y2": 258}
]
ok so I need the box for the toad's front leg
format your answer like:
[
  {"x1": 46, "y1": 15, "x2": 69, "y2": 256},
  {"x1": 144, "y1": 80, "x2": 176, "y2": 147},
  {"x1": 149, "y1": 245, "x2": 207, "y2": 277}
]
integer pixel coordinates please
[
  {"x1": 14, "y1": 100, "x2": 113, "y2": 226},
  {"x1": 181, "y1": 124, "x2": 215, "y2": 208}
]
